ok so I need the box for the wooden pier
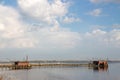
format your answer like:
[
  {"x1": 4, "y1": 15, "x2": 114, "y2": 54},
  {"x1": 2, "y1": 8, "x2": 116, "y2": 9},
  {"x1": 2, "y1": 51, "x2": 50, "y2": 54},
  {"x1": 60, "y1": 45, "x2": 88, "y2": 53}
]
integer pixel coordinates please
[
  {"x1": 0, "y1": 63, "x2": 90, "y2": 70},
  {"x1": 31, "y1": 63, "x2": 90, "y2": 67},
  {"x1": 0, "y1": 60, "x2": 109, "y2": 70}
]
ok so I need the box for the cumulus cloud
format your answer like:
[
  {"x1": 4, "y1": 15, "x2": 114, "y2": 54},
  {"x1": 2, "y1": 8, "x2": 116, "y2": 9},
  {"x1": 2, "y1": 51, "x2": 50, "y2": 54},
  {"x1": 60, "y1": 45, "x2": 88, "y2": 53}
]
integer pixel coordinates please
[
  {"x1": 0, "y1": 0, "x2": 120, "y2": 50},
  {"x1": 83, "y1": 29, "x2": 120, "y2": 47},
  {"x1": 0, "y1": 5, "x2": 38, "y2": 48},
  {"x1": 88, "y1": 8, "x2": 102, "y2": 16},
  {"x1": 63, "y1": 16, "x2": 81, "y2": 23},
  {"x1": 0, "y1": 5, "x2": 22, "y2": 38},
  {"x1": 18, "y1": 0, "x2": 68, "y2": 25},
  {"x1": 0, "y1": 4, "x2": 81, "y2": 49},
  {"x1": 90, "y1": 0, "x2": 120, "y2": 3}
]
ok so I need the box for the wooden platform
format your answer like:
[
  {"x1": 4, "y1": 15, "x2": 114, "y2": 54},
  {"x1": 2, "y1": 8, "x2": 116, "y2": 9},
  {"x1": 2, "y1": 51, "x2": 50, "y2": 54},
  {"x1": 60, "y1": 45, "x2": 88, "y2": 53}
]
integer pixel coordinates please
[{"x1": 0, "y1": 60, "x2": 108, "y2": 70}]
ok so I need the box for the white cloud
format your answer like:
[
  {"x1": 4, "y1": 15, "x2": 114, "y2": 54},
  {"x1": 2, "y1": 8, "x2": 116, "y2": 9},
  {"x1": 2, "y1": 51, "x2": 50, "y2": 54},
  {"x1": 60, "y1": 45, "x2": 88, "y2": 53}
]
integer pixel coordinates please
[
  {"x1": 110, "y1": 29, "x2": 120, "y2": 41},
  {"x1": 90, "y1": 0, "x2": 120, "y2": 3},
  {"x1": 0, "y1": 1, "x2": 120, "y2": 50},
  {"x1": 0, "y1": 5, "x2": 38, "y2": 48},
  {"x1": 88, "y1": 8, "x2": 102, "y2": 16},
  {"x1": 112, "y1": 24, "x2": 120, "y2": 29},
  {"x1": 63, "y1": 16, "x2": 81, "y2": 23},
  {"x1": 0, "y1": 23, "x2": 5, "y2": 31},
  {"x1": 13, "y1": 38, "x2": 38, "y2": 48},
  {"x1": 0, "y1": 4, "x2": 81, "y2": 49},
  {"x1": 0, "y1": 5, "x2": 24, "y2": 39},
  {"x1": 18, "y1": 0, "x2": 68, "y2": 25},
  {"x1": 84, "y1": 29, "x2": 120, "y2": 47},
  {"x1": 26, "y1": 26, "x2": 81, "y2": 49}
]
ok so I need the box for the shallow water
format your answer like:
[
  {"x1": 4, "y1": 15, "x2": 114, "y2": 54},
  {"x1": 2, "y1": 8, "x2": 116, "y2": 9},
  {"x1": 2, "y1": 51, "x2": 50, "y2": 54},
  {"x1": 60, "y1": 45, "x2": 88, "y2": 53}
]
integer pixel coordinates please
[{"x1": 1, "y1": 63, "x2": 120, "y2": 80}]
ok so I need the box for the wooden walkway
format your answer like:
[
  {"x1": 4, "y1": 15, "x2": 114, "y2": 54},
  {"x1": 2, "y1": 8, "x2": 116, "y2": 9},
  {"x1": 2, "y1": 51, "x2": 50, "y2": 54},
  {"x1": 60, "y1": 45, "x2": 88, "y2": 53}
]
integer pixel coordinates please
[
  {"x1": 0, "y1": 60, "x2": 109, "y2": 70},
  {"x1": 0, "y1": 63, "x2": 93, "y2": 70}
]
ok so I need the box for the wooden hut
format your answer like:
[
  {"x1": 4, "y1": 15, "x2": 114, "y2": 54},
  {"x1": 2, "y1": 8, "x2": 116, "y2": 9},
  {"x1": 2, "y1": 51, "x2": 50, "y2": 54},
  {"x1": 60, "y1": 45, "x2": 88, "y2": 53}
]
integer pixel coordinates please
[
  {"x1": 93, "y1": 60, "x2": 108, "y2": 68},
  {"x1": 12, "y1": 61, "x2": 31, "y2": 69}
]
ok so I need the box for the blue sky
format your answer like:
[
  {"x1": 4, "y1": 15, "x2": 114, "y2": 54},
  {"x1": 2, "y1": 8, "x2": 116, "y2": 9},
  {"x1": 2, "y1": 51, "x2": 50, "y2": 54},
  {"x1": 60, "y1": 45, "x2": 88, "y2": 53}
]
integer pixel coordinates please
[{"x1": 0, "y1": 0, "x2": 120, "y2": 60}]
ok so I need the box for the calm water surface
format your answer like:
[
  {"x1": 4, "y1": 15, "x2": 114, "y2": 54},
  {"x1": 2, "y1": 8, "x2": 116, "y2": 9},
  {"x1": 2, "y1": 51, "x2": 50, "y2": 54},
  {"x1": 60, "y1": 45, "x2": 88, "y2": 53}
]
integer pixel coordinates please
[{"x1": 1, "y1": 63, "x2": 120, "y2": 80}]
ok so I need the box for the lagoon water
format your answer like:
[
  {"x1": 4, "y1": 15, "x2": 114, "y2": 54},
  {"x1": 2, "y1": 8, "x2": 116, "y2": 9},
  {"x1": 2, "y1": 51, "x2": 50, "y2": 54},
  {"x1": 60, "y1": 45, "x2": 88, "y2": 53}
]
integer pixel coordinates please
[{"x1": 1, "y1": 63, "x2": 120, "y2": 80}]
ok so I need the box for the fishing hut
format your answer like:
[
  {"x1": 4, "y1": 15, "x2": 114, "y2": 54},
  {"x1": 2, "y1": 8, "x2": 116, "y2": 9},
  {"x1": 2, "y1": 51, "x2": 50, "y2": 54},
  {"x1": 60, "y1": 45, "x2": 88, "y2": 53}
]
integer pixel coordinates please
[
  {"x1": 92, "y1": 60, "x2": 108, "y2": 68},
  {"x1": 12, "y1": 61, "x2": 32, "y2": 70}
]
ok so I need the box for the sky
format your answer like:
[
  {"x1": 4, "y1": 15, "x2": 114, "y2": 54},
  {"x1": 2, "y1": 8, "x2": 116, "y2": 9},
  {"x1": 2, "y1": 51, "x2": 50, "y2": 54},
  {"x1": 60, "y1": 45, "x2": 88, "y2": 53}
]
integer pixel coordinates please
[{"x1": 0, "y1": 0, "x2": 120, "y2": 60}]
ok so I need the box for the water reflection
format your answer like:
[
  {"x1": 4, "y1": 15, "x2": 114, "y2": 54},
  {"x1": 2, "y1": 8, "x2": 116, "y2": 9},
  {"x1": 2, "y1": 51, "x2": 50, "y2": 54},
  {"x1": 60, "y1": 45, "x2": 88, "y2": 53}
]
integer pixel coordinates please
[
  {"x1": 0, "y1": 72, "x2": 19, "y2": 80},
  {"x1": 93, "y1": 66, "x2": 108, "y2": 71},
  {"x1": 88, "y1": 66, "x2": 108, "y2": 72},
  {"x1": 1, "y1": 63, "x2": 120, "y2": 80}
]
